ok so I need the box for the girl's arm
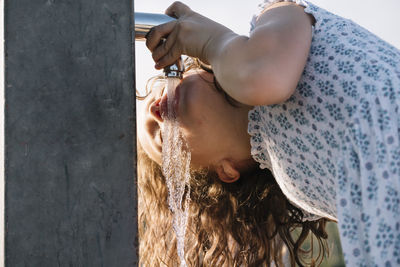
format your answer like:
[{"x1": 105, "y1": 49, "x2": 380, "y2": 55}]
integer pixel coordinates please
[
  {"x1": 208, "y1": 2, "x2": 314, "y2": 105},
  {"x1": 146, "y1": 1, "x2": 314, "y2": 106}
]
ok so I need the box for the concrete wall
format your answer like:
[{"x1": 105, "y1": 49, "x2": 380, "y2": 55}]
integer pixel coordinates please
[
  {"x1": 4, "y1": 0, "x2": 137, "y2": 266},
  {"x1": 1, "y1": 0, "x2": 4, "y2": 265}
]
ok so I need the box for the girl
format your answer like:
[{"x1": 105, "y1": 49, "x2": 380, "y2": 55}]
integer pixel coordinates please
[
  {"x1": 140, "y1": 0, "x2": 400, "y2": 265},
  {"x1": 138, "y1": 59, "x2": 332, "y2": 266}
]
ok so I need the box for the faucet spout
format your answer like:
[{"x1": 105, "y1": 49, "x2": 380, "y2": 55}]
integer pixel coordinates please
[
  {"x1": 134, "y1": 12, "x2": 176, "y2": 41},
  {"x1": 134, "y1": 12, "x2": 184, "y2": 79},
  {"x1": 164, "y1": 57, "x2": 184, "y2": 79}
]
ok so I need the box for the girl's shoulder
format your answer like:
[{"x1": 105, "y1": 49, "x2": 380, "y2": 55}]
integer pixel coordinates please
[
  {"x1": 251, "y1": 1, "x2": 310, "y2": 33},
  {"x1": 250, "y1": 0, "x2": 337, "y2": 34}
]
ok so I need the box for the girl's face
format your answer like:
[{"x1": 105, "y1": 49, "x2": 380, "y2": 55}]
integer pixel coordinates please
[{"x1": 138, "y1": 70, "x2": 239, "y2": 169}]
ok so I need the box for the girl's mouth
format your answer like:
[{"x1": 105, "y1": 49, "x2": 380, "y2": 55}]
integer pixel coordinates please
[{"x1": 160, "y1": 83, "x2": 181, "y2": 120}]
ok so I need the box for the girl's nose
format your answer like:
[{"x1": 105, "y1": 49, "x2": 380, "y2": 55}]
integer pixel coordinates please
[{"x1": 150, "y1": 98, "x2": 163, "y2": 123}]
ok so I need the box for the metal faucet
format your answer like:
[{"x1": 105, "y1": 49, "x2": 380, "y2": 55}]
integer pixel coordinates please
[{"x1": 134, "y1": 12, "x2": 184, "y2": 79}]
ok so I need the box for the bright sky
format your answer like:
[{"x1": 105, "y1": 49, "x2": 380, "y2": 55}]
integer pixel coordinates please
[{"x1": 135, "y1": 0, "x2": 400, "y2": 97}]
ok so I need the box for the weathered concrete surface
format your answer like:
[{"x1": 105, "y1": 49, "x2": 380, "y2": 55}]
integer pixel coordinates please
[{"x1": 5, "y1": 0, "x2": 137, "y2": 266}]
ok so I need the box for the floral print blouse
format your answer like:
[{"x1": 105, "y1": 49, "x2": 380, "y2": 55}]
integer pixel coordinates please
[{"x1": 248, "y1": 1, "x2": 400, "y2": 266}]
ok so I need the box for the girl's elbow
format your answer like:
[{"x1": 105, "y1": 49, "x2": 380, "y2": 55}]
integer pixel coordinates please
[{"x1": 239, "y1": 75, "x2": 295, "y2": 106}]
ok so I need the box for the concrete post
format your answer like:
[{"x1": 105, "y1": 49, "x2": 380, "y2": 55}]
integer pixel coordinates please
[{"x1": 4, "y1": 0, "x2": 137, "y2": 266}]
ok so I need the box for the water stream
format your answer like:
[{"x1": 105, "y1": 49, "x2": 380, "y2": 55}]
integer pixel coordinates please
[{"x1": 161, "y1": 77, "x2": 191, "y2": 267}]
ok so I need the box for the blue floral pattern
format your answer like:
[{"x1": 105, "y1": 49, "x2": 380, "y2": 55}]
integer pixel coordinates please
[{"x1": 248, "y1": 1, "x2": 400, "y2": 266}]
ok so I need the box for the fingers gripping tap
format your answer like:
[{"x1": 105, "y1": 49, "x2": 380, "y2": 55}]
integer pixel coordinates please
[{"x1": 134, "y1": 10, "x2": 184, "y2": 79}]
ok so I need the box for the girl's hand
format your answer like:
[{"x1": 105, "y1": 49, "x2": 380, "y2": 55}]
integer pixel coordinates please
[
  {"x1": 146, "y1": 2, "x2": 313, "y2": 107},
  {"x1": 145, "y1": 1, "x2": 235, "y2": 69}
]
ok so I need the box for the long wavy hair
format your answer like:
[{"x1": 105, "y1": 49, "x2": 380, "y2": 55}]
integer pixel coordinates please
[{"x1": 137, "y1": 58, "x2": 330, "y2": 266}]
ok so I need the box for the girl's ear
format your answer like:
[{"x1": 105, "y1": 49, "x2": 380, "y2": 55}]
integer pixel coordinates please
[{"x1": 216, "y1": 159, "x2": 240, "y2": 183}]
